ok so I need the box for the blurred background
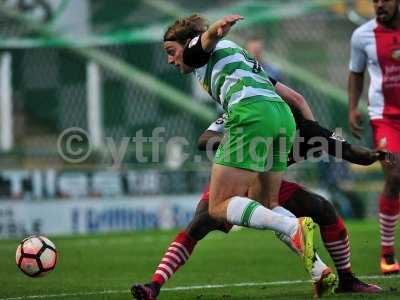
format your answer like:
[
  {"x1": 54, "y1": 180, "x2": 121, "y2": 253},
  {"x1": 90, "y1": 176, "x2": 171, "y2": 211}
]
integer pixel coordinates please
[{"x1": 0, "y1": 0, "x2": 381, "y2": 239}]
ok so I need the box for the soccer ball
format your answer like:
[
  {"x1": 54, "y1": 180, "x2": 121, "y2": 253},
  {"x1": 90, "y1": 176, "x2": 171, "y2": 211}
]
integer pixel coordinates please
[{"x1": 16, "y1": 235, "x2": 58, "y2": 277}]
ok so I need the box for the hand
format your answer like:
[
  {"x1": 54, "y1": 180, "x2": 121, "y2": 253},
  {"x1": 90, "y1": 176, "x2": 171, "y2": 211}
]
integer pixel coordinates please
[
  {"x1": 348, "y1": 110, "x2": 363, "y2": 139},
  {"x1": 202, "y1": 15, "x2": 244, "y2": 52},
  {"x1": 215, "y1": 15, "x2": 244, "y2": 37},
  {"x1": 374, "y1": 138, "x2": 396, "y2": 166},
  {"x1": 375, "y1": 150, "x2": 396, "y2": 166}
]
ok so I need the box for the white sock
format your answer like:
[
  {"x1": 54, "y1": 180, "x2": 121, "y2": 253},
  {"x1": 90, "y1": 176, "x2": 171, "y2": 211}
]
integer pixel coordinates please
[
  {"x1": 272, "y1": 206, "x2": 298, "y2": 252},
  {"x1": 272, "y1": 207, "x2": 328, "y2": 281},
  {"x1": 311, "y1": 253, "x2": 329, "y2": 282},
  {"x1": 226, "y1": 196, "x2": 298, "y2": 237},
  {"x1": 272, "y1": 206, "x2": 296, "y2": 218}
]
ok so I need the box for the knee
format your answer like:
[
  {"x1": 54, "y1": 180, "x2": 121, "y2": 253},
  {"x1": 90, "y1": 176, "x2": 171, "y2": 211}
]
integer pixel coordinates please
[
  {"x1": 312, "y1": 196, "x2": 338, "y2": 226},
  {"x1": 385, "y1": 171, "x2": 400, "y2": 195},
  {"x1": 187, "y1": 211, "x2": 223, "y2": 240},
  {"x1": 186, "y1": 215, "x2": 212, "y2": 241},
  {"x1": 388, "y1": 170, "x2": 400, "y2": 184}
]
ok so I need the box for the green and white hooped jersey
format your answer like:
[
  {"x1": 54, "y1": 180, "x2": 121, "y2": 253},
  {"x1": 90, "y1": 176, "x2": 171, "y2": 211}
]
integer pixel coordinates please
[{"x1": 193, "y1": 39, "x2": 283, "y2": 110}]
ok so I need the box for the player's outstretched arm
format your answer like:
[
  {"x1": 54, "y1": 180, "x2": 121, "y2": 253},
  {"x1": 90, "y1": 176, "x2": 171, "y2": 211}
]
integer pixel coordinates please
[
  {"x1": 298, "y1": 119, "x2": 396, "y2": 166},
  {"x1": 274, "y1": 82, "x2": 315, "y2": 121},
  {"x1": 201, "y1": 15, "x2": 244, "y2": 52},
  {"x1": 343, "y1": 144, "x2": 396, "y2": 166}
]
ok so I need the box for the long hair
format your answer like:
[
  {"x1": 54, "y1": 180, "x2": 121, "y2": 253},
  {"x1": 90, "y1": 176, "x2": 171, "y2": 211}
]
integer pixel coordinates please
[{"x1": 163, "y1": 14, "x2": 208, "y2": 44}]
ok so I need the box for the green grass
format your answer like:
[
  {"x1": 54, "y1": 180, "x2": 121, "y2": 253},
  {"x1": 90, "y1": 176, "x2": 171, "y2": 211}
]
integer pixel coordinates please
[{"x1": 1, "y1": 219, "x2": 400, "y2": 299}]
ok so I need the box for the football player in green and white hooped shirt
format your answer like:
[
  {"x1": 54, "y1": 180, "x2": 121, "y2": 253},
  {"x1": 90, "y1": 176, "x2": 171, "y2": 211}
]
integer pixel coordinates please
[{"x1": 161, "y1": 14, "x2": 317, "y2": 283}]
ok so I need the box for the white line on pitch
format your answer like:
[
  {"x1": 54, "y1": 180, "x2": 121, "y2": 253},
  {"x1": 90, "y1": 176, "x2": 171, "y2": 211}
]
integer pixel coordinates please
[{"x1": 1, "y1": 275, "x2": 398, "y2": 300}]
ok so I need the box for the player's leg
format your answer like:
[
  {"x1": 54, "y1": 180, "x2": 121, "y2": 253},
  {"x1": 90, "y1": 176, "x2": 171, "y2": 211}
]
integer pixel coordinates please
[
  {"x1": 256, "y1": 103, "x2": 317, "y2": 275},
  {"x1": 379, "y1": 161, "x2": 400, "y2": 274},
  {"x1": 151, "y1": 201, "x2": 225, "y2": 288},
  {"x1": 251, "y1": 179, "x2": 336, "y2": 297},
  {"x1": 209, "y1": 164, "x2": 316, "y2": 286},
  {"x1": 208, "y1": 100, "x2": 306, "y2": 240},
  {"x1": 132, "y1": 197, "x2": 229, "y2": 300},
  {"x1": 210, "y1": 100, "x2": 315, "y2": 276},
  {"x1": 248, "y1": 176, "x2": 307, "y2": 252},
  {"x1": 210, "y1": 109, "x2": 311, "y2": 242},
  {"x1": 282, "y1": 187, "x2": 381, "y2": 293},
  {"x1": 209, "y1": 165, "x2": 303, "y2": 240},
  {"x1": 371, "y1": 119, "x2": 400, "y2": 274}
]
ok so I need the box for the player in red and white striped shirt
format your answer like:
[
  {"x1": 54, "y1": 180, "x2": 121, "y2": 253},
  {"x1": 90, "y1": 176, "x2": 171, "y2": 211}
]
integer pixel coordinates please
[{"x1": 349, "y1": 0, "x2": 400, "y2": 274}]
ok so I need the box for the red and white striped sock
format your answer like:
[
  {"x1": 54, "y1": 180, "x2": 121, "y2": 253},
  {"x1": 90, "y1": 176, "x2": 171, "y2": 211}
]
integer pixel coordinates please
[
  {"x1": 320, "y1": 218, "x2": 352, "y2": 275},
  {"x1": 151, "y1": 231, "x2": 197, "y2": 286},
  {"x1": 379, "y1": 195, "x2": 400, "y2": 256}
]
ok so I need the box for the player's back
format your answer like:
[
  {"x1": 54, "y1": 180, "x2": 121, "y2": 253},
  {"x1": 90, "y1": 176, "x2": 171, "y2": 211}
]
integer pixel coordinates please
[{"x1": 193, "y1": 39, "x2": 282, "y2": 110}]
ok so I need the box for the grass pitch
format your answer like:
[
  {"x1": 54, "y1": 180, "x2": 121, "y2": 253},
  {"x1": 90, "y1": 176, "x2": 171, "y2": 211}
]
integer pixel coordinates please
[{"x1": 1, "y1": 219, "x2": 400, "y2": 299}]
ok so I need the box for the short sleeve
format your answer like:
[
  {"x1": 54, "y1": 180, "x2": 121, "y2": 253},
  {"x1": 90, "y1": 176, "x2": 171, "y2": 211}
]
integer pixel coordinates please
[
  {"x1": 349, "y1": 29, "x2": 367, "y2": 73},
  {"x1": 206, "y1": 114, "x2": 226, "y2": 133}
]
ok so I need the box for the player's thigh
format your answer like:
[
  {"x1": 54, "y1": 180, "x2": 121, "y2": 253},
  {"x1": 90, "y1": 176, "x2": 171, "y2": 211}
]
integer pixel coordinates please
[
  {"x1": 209, "y1": 163, "x2": 257, "y2": 208},
  {"x1": 248, "y1": 171, "x2": 284, "y2": 207},
  {"x1": 371, "y1": 119, "x2": 400, "y2": 153},
  {"x1": 372, "y1": 119, "x2": 400, "y2": 193},
  {"x1": 382, "y1": 158, "x2": 400, "y2": 179},
  {"x1": 282, "y1": 188, "x2": 339, "y2": 225},
  {"x1": 247, "y1": 177, "x2": 262, "y2": 203},
  {"x1": 382, "y1": 160, "x2": 400, "y2": 195}
]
